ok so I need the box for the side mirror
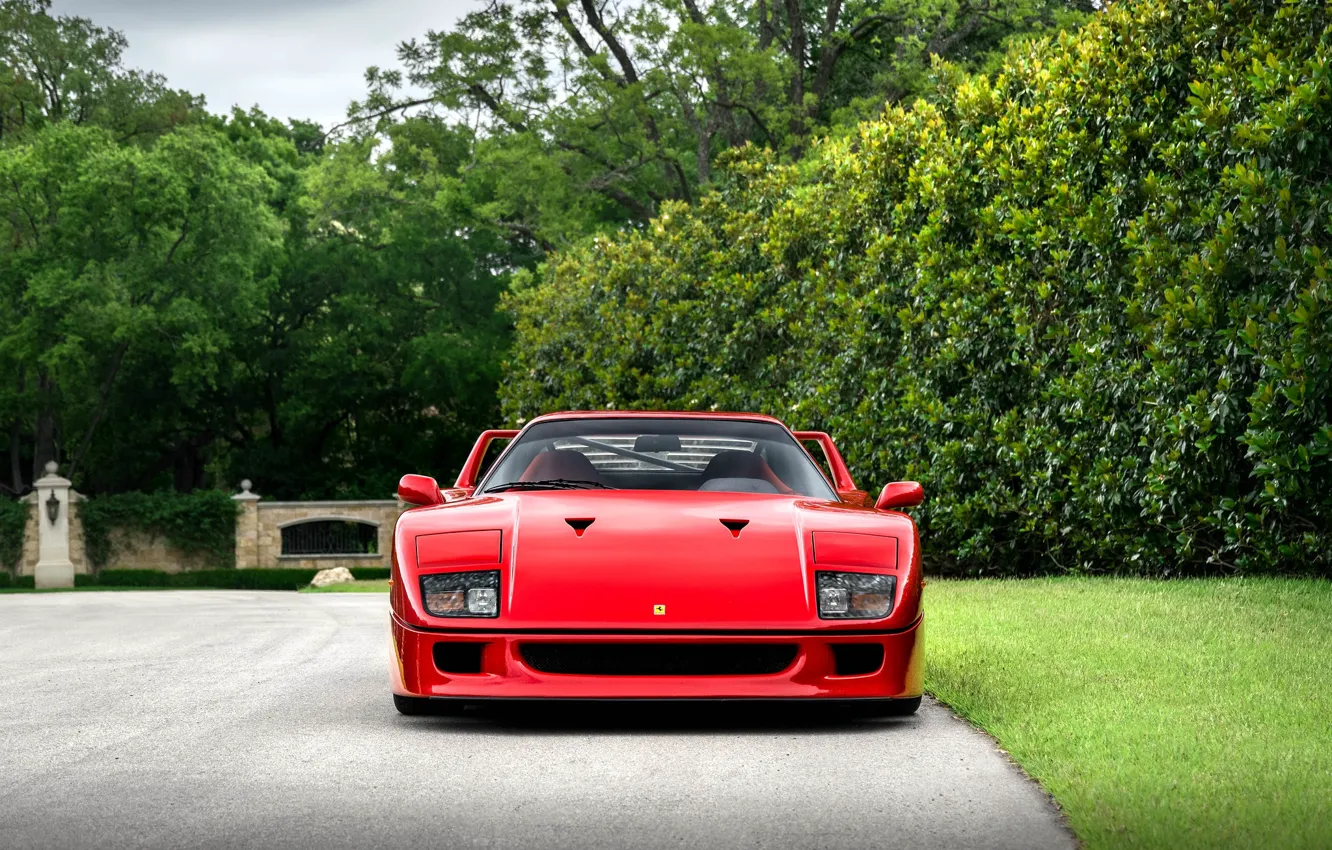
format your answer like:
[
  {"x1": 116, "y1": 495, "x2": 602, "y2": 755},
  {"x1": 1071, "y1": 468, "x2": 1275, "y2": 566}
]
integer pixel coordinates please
[
  {"x1": 398, "y1": 474, "x2": 444, "y2": 507},
  {"x1": 876, "y1": 481, "x2": 924, "y2": 511}
]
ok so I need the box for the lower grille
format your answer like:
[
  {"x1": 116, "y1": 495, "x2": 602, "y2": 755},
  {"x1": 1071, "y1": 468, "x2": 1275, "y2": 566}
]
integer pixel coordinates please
[{"x1": 520, "y1": 643, "x2": 799, "y2": 676}]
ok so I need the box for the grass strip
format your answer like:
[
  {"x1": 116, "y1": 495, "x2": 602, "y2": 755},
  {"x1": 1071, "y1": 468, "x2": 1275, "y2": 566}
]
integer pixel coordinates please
[
  {"x1": 301, "y1": 580, "x2": 392, "y2": 593},
  {"x1": 926, "y1": 577, "x2": 1332, "y2": 849}
]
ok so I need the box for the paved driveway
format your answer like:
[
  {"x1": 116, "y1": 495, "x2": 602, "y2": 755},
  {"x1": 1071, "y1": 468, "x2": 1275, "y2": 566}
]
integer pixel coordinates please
[{"x1": 0, "y1": 592, "x2": 1073, "y2": 849}]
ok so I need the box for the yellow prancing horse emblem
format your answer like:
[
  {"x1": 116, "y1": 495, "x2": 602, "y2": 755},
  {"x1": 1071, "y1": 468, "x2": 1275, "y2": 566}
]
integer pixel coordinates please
[{"x1": 653, "y1": 604, "x2": 666, "y2": 615}]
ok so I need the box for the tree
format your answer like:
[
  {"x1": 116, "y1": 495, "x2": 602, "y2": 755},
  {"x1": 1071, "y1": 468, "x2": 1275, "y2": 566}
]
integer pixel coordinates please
[
  {"x1": 0, "y1": 0, "x2": 197, "y2": 141},
  {"x1": 206, "y1": 114, "x2": 526, "y2": 498},
  {"x1": 0, "y1": 123, "x2": 280, "y2": 491},
  {"x1": 350, "y1": 0, "x2": 1092, "y2": 245}
]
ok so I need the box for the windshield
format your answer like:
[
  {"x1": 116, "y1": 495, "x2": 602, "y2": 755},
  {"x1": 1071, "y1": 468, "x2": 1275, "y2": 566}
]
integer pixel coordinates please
[{"x1": 478, "y1": 418, "x2": 838, "y2": 499}]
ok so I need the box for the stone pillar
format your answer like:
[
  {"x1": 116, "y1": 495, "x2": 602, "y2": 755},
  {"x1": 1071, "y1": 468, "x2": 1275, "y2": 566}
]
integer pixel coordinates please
[
  {"x1": 233, "y1": 480, "x2": 261, "y2": 570},
  {"x1": 34, "y1": 461, "x2": 75, "y2": 589}
]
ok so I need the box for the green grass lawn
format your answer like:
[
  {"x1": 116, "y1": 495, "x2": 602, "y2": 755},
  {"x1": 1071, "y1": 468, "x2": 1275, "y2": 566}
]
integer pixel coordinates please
[
  {"x1": 926, "y1": 577, "x2": 1332, "y2": 850},
  {"x1": 300, "y1": 579, "x2": 392, "y2": 593}
]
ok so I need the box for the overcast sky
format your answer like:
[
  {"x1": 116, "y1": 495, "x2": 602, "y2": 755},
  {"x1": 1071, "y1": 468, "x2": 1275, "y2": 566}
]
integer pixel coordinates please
[{"x1": 50, "y1": 0, "x2": 479, "y2": 129}]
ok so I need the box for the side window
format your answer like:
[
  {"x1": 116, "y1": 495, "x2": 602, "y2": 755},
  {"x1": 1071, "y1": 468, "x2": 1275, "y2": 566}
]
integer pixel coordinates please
[
  {"x1": 475, "y1": 438, "x2": 511, "y2": 482},
  {"x1": 801, "y1": 439, "x2": 834, "y2": 484}
]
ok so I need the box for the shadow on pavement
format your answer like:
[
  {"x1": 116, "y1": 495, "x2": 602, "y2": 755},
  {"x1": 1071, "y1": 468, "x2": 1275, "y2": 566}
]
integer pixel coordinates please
[{"x1": 400, "y1": 700, "x2": 921, "y2": 735}]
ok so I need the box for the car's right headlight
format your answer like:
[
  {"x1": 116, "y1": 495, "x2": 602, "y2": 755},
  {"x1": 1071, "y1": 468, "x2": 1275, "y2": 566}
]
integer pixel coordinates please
[
  {"x1": 421, "y1": 570, "x2": 500, "y2": 617},
  {"x1": 816, "y1": 571, "x2": 895, "y2": 619}
]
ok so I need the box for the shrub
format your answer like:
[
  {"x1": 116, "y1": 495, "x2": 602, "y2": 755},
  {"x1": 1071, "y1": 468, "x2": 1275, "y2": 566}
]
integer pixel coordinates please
[
  {"x1": 76, "y1": 569, "x2": 323, "y2": 590},
  {"x1": 0, "y1": 571, "x2": 35, "y2": 589},
  {"x1": 503, "y1": 0, "x2": 1332, "y2": 576},
  {"x1": 81, "y1": 491, "x2": 239, "y2": 570}
]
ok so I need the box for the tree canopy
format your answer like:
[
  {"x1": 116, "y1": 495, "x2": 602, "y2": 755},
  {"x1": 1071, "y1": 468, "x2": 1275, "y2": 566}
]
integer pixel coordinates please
[
  {"x1": 0, "y1": 0, "x2": 1087, "y2": 500},
  {"x1": 353, "y1": 0, "x2": 1092, "y2": 245}
]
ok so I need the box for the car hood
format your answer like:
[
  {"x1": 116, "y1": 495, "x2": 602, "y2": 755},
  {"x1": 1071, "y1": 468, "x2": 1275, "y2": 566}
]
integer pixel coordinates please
[{"x1": 398, "y1": 490, "x2": 914, "y2": 631}]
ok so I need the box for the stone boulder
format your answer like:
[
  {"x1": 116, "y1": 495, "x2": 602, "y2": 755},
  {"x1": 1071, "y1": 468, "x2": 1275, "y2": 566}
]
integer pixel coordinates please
[{"x1": 310, "y1": 566, "x2": 355, "y2": 588}]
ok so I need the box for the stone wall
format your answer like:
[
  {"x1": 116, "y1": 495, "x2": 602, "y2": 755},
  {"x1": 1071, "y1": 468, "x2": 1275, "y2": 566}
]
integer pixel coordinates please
[
  {"x1": 11, "y1": 482, "x2": 407, "y2": 575},
  {"x1": 235, "y1": 493, "x2": 404, "y2": 570},
  {"x1": 101, "y1": 528, "x2": 214, "y2": 573}
]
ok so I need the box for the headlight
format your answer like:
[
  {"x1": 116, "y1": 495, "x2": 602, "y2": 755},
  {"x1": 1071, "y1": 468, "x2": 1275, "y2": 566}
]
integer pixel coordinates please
[
  {"x1": 817, "y1": 571, "x2": 895, "y2": 619},
  {"x1": 421, "y1": 570, "x2": 500, "y2": 617}
]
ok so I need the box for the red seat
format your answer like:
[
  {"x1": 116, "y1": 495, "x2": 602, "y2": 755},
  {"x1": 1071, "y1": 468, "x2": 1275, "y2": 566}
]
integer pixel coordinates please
[
  {"x1": 520, "y1": 450, "x2": 605, "y2": 484},
  {"x1": 700, "y1": 450, "x2": 794, "y2": 494}
]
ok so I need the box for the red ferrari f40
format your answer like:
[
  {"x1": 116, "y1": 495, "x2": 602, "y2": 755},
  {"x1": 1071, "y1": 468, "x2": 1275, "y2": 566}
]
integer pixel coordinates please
[{"x1": 390, "y1": 411, "x2": 924, "y2": 715}]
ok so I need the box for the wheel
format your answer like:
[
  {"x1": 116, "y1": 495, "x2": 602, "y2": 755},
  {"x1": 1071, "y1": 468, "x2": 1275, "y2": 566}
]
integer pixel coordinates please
[
  {"x1": 393, "y1": 694, "x2": 467, "y2": 716},
  {"x1": 852, "y1": 696, "x2": 922, "y2": 717}
]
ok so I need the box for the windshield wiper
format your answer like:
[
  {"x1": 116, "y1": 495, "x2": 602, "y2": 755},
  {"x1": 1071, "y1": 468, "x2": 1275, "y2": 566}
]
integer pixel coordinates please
[{"x1": 487, "y1": 478, "x2": 616, "y2": 492}]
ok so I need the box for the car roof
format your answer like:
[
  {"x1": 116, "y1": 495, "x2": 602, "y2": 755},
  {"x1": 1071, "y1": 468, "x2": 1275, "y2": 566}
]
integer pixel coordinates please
[{"x1": 524, "y1": 410, "x2": 790, "y2": 428}]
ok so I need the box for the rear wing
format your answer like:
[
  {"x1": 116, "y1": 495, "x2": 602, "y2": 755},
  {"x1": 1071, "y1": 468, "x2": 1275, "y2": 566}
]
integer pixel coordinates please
[
  {"x1": 793, "y1": 431, "x2": 867, "y2": 504},
  {"x1": 454, "y1": 429, "x2": 519, "y2": 491}
]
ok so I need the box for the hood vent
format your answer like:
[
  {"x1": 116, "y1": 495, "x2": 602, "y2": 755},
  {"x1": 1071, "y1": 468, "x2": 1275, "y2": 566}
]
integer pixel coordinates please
[
  {"x1": 719, "y1": 518, "x2": 749, "y2": 538},
  {"x1": 565, "y1": 518, "x2": 595, "y2": 537}
]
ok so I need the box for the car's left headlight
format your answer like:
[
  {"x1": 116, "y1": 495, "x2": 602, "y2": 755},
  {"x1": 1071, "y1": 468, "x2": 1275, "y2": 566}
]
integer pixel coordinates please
[
  {"x1": 817, "y1": 571, "x2": 895, "y2": 619},
  {"x1": 420, "y1": 570, "x2": 500, "y2": 617}
]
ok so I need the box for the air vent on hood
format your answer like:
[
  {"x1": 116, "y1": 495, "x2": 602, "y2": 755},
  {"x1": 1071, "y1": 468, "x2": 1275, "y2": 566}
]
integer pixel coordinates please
[
  {"x1": 719, "y1": 518, "x2": 749, "y2": 538},
  {"x1": 565, "y1": 518, "x2": 595, "y2": 537}
]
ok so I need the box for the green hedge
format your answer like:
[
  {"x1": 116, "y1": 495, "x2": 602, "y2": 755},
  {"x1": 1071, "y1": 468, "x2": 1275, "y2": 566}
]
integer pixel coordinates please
[
  {"x1": 81, "y1": 491, "x2": 239, "y2": 570},
  {"x1": 0, "y1": 572, "x2": 35, "y2": 589},
  {"x1": 0, "y1": 498, "x2": 26, "y2": 572},
  {"x1": 503, "y1": 0, "x2": 1332, "y2": 576},
  {"x1": 76, "y1": 569, "x2": 311, "y2": 590},
  {"x1": 76, "y1": 566, "x2": 391, "y2": 589}
]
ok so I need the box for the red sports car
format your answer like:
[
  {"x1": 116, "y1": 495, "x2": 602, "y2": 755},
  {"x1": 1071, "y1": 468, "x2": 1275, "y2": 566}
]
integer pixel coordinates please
[{"x1": 390, "y1": 411, "x2": 924, "y2": 715}]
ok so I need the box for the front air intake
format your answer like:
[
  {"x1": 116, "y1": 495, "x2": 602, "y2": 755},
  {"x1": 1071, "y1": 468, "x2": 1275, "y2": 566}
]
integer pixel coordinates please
[
  {"x1": 829, "y1": 643, "x2": 885, "y2": 676},
  {"x1": 433, "y1": 641, "x2": 485, "y2": 674},
  {"x1": 520, "y1": 643, "x2": 798, "y2": 676}
]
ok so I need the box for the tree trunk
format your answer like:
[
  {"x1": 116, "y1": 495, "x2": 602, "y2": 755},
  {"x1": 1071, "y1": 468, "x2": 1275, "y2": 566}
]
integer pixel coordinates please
[
  {"x1": 32, "y1": 369, "x2": 55, "y2": 480},
  {"x1": 9, "y1": 367, "x2": 24, "y2": 493},
  {"x1": 8, "y1": 417, "x2": 22, "y2": 494},
  {"x1": 173, "y1": 442, "x2": 205, "y2": 493},
  {"x1": 784, "y1": 0, "x2": 808, "y2": 149}
]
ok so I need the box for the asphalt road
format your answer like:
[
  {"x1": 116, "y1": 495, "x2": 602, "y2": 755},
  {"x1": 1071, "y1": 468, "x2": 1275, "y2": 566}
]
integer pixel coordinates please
[{"x1": 0, "y1": 592, "x2": 1073, "y2": 850}]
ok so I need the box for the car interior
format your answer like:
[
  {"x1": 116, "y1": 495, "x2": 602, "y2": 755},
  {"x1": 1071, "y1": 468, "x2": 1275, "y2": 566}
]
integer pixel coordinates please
[{"x1": 480, "y1": 419, "x2": 837, "y2": 498}]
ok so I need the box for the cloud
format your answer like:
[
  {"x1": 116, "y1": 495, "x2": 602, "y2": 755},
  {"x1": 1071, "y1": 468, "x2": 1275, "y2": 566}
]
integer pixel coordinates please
[{"x1": 49, "y1": 0, "x2": 478, "y2": 128}]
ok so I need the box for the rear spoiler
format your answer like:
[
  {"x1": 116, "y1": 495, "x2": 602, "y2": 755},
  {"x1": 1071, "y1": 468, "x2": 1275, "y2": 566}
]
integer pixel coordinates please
[
  {"x1": 455, "y1": 429, "x2": 519, "y2": 490},
  {"x1": 793, "y1": 431, "x2": 861, "y2": 498}
]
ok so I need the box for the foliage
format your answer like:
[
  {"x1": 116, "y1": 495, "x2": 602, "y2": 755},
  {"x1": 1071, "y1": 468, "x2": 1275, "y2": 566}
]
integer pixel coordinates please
[
  {"x1": 504, "y1": 0, "x2": 1332, "y2": 576},
  {"x1": 72, "y1": 568, "x2": 319, "y2": 590},
  {"x1": 0, "y1": 0, "x2": 197, "y2": 140},
  {"x1": 0, "y1": 120, "x2": 281, "y2": 490},
  {"x1": 0, "y1": 2, "x2": 532, "y2": 499},
  {"x1": 0, "y1": 496, "x2": 24, "y2": 570},
  {"x1": 68, "y1": 567, "x2": 390, "y2": 588},
  {"x1": 80, "y1": 491, "x2": 239, "y2": 570},
  {"x1": 354, "y1": 0, "x2": 1091, "y2": 246},
  {"x1": 0, "y1": 571, "x2": 32, "y2": 588},
  {"x1": 928, "y1": 578, "x2": 1332, "y2": 848},
  {"x1": 214, "y1": 115, "x2": 525, "y2": 499}
]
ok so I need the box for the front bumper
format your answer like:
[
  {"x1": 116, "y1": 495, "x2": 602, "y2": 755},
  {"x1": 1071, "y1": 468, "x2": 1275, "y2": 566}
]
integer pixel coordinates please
[{"x1": 390, "y1": 615, "x2": 924, "y2": 700}]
